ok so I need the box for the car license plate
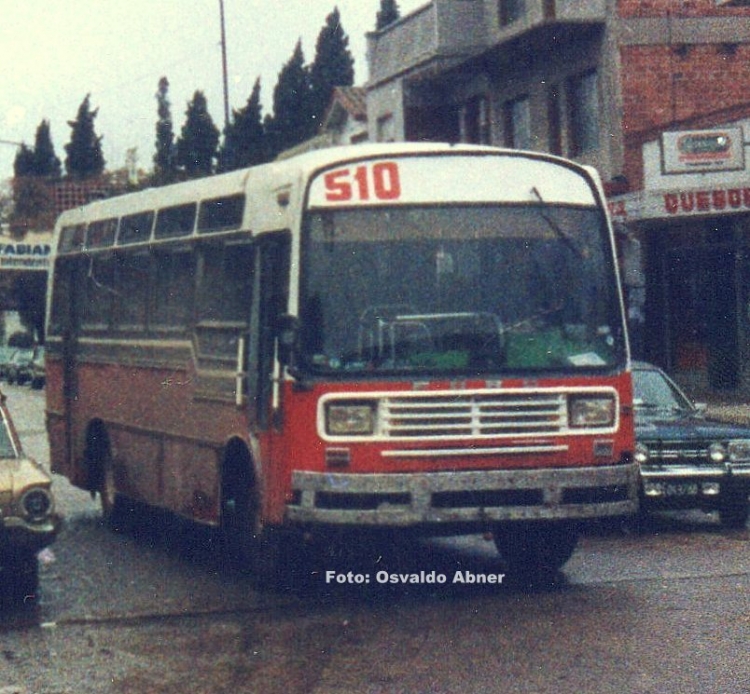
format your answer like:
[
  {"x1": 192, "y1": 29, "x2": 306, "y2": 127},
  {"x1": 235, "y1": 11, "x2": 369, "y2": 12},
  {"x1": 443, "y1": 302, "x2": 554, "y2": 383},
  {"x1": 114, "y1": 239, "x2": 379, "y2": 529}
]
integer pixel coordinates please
[{"x1": 662, "y1": 482, "x2": 699, "y2": 497}]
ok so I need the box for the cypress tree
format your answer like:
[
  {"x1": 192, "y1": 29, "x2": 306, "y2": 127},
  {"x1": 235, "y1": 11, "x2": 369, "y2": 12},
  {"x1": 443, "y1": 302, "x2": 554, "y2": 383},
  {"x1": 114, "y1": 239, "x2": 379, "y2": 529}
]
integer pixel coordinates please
[
  {"x1": 310, "y1": 8, "x2": 355, "y2": 125},
  {"x1": 175, "y1": 91, "x2": 220, "y2": 178},
  {"x1": 31, "y1": 120, "x2": 61, "y2": 178},
  {"x1": 153, "y1": 76, "x2": 178, "y2": 185},
  {"x1": 64, "y1": 94, "x2": 105, "y2": 179},
  {"x1": 267, "y1": 40, "x2": 314, "y2": 157},
  {"x1": 376, "y1": 0, "x2": 400, "y2": 30},
  {"x1": 218, "y1": 77, "x2": 267, "y2": 172},
  {"x1": 13, "y1": 145, "x2": 36, "y2": 178}
]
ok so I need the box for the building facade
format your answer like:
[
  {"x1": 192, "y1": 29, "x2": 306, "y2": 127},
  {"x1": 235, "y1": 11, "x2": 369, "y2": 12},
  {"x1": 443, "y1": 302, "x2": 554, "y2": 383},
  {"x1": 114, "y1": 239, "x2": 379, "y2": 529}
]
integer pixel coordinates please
[{"x1": 365, "y1": 0, "x2": 750, "y2": 397}]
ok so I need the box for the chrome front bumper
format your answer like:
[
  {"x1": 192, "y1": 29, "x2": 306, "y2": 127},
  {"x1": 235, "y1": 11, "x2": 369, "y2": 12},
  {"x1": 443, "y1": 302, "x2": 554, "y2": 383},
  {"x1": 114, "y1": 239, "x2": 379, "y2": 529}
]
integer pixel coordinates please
[
  {"x1": 286, "y1": 463, "x2": 638, "y2": 528},
  {"x1": 0, "y1": 515, "x2": 62, "y2": 554},
  {"x1": 640, "y1": 462, "x2": 750, "y2": 481}
]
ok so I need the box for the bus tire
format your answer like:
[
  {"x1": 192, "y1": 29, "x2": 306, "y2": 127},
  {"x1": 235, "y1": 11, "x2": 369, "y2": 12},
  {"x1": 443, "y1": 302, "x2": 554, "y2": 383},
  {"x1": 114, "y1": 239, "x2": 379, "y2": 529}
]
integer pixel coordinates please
[
  {"x1": 494, "y1": 522, "x2": 578, "y2": 579},
  {"x1": 220, "y1": 441, "x2": 276, "y2": 584}
]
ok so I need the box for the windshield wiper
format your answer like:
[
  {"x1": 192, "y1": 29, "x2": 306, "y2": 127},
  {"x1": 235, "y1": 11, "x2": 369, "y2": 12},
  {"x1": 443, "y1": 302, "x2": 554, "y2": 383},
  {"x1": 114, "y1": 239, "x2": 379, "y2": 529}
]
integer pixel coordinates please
[{"x1": 530, "y1": 187, "x2": 585, "y2": 259}]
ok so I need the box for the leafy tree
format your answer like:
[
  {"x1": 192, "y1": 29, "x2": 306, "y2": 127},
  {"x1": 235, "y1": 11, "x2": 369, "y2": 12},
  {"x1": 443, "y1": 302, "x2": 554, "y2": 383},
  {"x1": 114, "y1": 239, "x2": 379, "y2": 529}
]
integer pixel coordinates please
[
  {"x1": 310, "y1": 8, "x2": 355, "y2": 126},
  {"x1": 32, "y1": 120, "x2": 61, "y2": 178},
  {"x1": 153, "y1": 77, "x2": 178, "y2": 185},
  {"x1": 64, "y1": 94, "x2": 105, "y2": 179},
  {"x1": 175, "y1": 90, "x2": 220, "y2": 178},
  {"x1": 266, "y1": 40, "x2": 314, "y2": 158},
  {"x1": 376, "y1": 0, "x2": 400, "y2": 30},
  {"x1": 218, "y1": 77, "x2": 268, "y2": 172}
]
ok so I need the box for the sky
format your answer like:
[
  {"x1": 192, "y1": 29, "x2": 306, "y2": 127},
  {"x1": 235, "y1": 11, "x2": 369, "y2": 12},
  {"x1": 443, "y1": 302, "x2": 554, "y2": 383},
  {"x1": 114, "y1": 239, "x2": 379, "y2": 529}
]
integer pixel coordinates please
[{"x1": 0, "y1": 0, "x2": 425, "y2": 181}]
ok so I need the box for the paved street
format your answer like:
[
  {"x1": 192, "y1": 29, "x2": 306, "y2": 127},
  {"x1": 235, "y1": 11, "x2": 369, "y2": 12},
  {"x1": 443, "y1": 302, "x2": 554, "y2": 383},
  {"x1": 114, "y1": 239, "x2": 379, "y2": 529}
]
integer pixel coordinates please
[{"x1": 1, "y1": 384, "x2": 749, "y2": 693}]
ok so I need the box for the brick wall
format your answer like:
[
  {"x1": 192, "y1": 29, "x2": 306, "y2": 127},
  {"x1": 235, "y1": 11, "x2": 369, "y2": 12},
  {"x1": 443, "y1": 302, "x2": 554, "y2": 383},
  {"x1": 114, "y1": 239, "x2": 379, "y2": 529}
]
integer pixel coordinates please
[
  {"x1": 618, "y1": 0, "x2": 750, "y2": 19},
  {"x1": 618, "y1": 29, "x2": 750, "y2": 187}
]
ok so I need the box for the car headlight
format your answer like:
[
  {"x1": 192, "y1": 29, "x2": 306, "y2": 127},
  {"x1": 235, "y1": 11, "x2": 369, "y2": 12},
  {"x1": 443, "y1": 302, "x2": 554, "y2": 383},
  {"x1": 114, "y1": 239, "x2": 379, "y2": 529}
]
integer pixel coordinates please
[
  {"x1": 727, "y1": 439, "x2": 750, "y2": 463},
  {"x1": 708, "y1": 442, "x2": 727, "y2": 464},
  {"x1": 568, "y1": 394, "x2": 615, "y2": 428},
  {"x1": 634, "y1": 442, "x2": 650, "y2": 465},
  {"x1": 20, "y1": 487, "x2": 54, "y2": 522},
  {"x1": 325, "y1": 402, "x2": 376, "y2": 436}
]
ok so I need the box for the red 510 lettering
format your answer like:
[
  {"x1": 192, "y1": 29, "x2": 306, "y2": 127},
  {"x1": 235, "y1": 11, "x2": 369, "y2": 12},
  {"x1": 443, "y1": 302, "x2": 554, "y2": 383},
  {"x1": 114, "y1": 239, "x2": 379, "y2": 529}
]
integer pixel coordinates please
[{"x1": 324, "y1": 162, "x2": 402, "y2": 202}]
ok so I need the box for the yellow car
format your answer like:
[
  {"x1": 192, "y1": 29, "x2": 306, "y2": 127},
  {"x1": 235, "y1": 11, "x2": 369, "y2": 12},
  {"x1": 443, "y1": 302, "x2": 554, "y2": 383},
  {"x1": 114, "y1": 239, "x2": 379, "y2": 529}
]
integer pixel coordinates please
[{"x1": 0, "y1": 390, "x2": 61, "y2": 602}]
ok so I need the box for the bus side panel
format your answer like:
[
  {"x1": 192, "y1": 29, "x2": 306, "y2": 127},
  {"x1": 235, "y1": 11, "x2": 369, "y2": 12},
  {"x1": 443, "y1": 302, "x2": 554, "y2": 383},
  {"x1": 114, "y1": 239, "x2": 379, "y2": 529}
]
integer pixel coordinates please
[
  {"x1": 45, "y1": 358, "x2": 75, "y2": 483},
  {"x1": 54, "y1": 353, "x2": 248, "y2": 526}
]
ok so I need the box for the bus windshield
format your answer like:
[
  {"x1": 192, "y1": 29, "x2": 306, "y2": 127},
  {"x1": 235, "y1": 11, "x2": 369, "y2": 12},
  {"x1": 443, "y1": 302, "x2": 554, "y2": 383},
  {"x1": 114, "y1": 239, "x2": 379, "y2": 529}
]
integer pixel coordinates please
[{"x1": 299, "y1": 202, "x2": 625, "y2": 376}]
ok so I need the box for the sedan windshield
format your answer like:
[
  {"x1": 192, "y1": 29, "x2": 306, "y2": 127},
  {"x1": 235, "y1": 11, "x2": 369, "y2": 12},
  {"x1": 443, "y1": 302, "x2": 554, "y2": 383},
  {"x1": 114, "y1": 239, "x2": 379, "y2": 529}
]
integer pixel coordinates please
[
  {"x1": 633, "y1": 368, "x2": 694, "y2": 416},
  {"x1": 299, "y1": 204, "x2": 624, "y2": 376}
]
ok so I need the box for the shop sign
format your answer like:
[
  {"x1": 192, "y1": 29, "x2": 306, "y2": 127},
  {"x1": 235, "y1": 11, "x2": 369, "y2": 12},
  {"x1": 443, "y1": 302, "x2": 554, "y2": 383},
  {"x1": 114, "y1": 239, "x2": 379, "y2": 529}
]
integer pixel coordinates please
[
  {"x1": 0, "y1": 242, "x2": 51, "y2": 270},
  {"x1": 661, "y1": 128, "x2": 744, "y2": 174},
  {"x1": 663, "y1": 187, "x2": 750, "y2": 216}
]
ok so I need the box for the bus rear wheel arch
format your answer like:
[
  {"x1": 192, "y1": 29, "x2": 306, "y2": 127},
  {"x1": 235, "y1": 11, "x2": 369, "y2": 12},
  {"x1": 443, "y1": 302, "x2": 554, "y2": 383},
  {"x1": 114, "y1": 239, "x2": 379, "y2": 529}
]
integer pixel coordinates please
[
  {"x1": 220, "y1": 439, "x2": 263, "y2": 570},
  {"x1": 219, "y1": 439, "x2": 304, "y2": 588},
  {"x1": 84, "y1": 420, "x2": 125, "y2": 528}
]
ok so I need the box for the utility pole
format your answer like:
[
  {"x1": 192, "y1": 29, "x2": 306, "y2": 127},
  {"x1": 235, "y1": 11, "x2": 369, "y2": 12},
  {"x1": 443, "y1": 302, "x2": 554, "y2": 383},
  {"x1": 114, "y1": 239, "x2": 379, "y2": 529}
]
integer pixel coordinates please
[{"x1": 219, "y1": 0, "x2": 230, "y2": 130}]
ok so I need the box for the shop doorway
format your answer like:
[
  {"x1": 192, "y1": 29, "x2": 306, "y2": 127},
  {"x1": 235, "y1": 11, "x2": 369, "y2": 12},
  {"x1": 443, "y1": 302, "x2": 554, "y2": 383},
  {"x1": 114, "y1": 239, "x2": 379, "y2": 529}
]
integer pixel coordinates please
[{"x1": 665, "y1": 243, "x2": 738, "y2": 391}]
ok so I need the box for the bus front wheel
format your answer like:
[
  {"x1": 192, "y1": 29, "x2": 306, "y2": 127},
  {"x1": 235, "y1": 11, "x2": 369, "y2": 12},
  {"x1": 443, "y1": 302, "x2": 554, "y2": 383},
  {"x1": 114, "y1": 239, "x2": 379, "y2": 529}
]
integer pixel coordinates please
[
  {"x1": 220, "y1": 442, "x2": 280, "y2": 586},
  {"x1": 494, "y1": 522, "x2": 578, "y2": 579}
]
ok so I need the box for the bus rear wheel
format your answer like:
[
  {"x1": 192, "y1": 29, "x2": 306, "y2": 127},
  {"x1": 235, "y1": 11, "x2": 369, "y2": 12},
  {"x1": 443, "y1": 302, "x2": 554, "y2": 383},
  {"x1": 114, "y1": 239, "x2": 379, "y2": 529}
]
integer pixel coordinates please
[
  {"x1": 85, "y1": 422, "x2": 127, "y2": 529},
  {"x1": 494, "y1": 522, "x2": 578, "y2": 579}
]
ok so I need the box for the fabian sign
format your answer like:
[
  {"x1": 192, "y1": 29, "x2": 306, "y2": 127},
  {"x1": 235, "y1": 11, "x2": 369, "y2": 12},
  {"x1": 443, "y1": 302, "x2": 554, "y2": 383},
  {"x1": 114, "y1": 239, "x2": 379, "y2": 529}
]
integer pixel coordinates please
[{"x1": 0, "y1": 241, "x2": 52, "y2": 270}]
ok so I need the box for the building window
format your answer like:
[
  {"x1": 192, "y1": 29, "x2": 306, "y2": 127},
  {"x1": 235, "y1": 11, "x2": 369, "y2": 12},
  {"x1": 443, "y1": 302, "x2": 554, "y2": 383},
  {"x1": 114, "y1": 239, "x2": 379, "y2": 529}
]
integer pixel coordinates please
[
  {"x1": 503, "y1": 96, "x2": 531, "y2": 150},
  {"x1": 462, "y1": 95, "x2": 491, "y2": 145},
  {"x1": 568, "y1": 71, "x2": 600, "y2": 156},
  {"x1": 499, "y1": 0, "x2": 525, "y2": 26}
]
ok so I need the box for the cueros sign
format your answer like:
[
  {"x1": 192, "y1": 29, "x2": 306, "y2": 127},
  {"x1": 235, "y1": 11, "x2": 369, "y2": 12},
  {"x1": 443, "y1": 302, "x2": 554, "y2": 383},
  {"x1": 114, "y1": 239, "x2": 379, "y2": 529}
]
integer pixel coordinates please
[{"x1": 663, "y1": 187, "x2": 750, "y2": 216}]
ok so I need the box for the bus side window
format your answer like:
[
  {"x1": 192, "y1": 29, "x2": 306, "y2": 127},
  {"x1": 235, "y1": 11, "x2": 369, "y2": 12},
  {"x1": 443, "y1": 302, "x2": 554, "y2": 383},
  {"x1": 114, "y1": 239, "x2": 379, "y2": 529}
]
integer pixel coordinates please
[
  {"x1": 49, "y1": 257, "x2": 85, "y2": 337},
  {"x1": 152, "y1": 249, "x2": 193, "y2": 331},
  {"x1": 195, "y1": 242, "x2": 255, "y2": 370}
]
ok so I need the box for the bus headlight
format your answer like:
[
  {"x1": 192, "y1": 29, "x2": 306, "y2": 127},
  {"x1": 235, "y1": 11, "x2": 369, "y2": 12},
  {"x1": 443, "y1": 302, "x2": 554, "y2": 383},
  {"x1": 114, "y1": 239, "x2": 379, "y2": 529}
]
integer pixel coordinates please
[
  {"x1": 325, "y1": 402, "x2": 376, "y2": 436},
  {"x1": 634, "y1": 442, "x2": 650, "y2": 465},
  {"x1": 728, "y1": 439, "x2": 750, "y2": 462},
  {"x1": 20, "y1": 487, "x2": 54, "y2": 522},
  {"x1": 568, "y1": 395, "x2": 615, "y2": 428}
]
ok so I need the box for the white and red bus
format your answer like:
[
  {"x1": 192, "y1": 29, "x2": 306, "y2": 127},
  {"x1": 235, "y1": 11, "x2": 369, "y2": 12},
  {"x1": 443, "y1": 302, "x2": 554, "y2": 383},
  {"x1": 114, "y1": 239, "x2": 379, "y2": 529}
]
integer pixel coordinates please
[{"x1": 45, "y1": 143, "x2": 637, "y2": 580}]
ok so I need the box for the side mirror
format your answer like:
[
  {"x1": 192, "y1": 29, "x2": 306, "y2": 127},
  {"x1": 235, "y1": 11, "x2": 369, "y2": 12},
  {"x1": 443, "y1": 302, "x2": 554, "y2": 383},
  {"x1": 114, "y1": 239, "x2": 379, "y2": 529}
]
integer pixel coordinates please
[{"x1": 277, "y1": 314, "x2": 299, "y2": 365}]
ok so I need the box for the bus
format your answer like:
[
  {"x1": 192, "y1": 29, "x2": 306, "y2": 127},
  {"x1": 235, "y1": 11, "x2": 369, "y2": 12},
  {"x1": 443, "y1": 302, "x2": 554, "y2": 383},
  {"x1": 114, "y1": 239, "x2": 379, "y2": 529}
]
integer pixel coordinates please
[{"x1": 45, "y1": 143, "x2": 638, "y2": 582}]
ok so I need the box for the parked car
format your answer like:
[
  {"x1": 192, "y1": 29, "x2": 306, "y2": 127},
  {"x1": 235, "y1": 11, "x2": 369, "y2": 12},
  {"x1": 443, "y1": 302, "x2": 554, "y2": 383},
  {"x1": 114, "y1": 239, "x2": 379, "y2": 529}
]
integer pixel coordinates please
[
  {"x1": 29, "y1": 346, "x2": 45, "y2": 390},
  {"x1": 633, "y1": 361, "x2": 750, "y2": 528},
  {"x1": 5, "y1": 348, "x2": 35, "y2": 385},
  {"x1": 0, "y1": 389, "x2": 61, "y2": 602},
  {"x1": 0, "y1": 347, "x2": 16, "y2": 381}
]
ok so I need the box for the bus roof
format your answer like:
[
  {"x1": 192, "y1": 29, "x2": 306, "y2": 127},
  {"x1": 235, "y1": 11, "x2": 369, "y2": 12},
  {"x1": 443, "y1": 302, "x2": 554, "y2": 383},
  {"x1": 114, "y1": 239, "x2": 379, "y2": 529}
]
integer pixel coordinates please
[{"x1": 53, "y1": 143, "x2": 601, "y2": 250}]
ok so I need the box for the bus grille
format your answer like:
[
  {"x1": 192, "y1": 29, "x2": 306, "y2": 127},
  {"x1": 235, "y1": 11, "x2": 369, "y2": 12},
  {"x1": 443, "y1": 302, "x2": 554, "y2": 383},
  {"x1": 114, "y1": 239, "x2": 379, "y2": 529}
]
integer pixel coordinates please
[{"x1": 381, "y1": 392, "x2": 566, "y2": 439}]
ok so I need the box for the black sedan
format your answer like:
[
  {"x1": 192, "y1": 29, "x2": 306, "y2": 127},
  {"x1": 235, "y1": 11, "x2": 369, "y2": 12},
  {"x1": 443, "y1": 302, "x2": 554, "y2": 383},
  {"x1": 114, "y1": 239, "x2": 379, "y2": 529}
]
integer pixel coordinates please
[{"x1": 633, "y1": 362, "x2": 750, "y2": 528}]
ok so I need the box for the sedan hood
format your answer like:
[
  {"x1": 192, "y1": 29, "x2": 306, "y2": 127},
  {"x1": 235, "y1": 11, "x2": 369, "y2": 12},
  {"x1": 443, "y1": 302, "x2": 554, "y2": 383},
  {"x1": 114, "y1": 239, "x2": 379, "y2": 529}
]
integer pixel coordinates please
[{"x1": 636, "y1": 413, "x2": 750, "y2": 442}]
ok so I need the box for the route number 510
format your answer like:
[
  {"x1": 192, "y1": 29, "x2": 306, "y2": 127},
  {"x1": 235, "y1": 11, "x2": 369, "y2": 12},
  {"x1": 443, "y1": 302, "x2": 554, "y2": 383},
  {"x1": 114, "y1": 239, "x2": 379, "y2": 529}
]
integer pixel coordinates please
[{"x1": 324, "y1": 162, "x2": 402, "y2": 202}]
